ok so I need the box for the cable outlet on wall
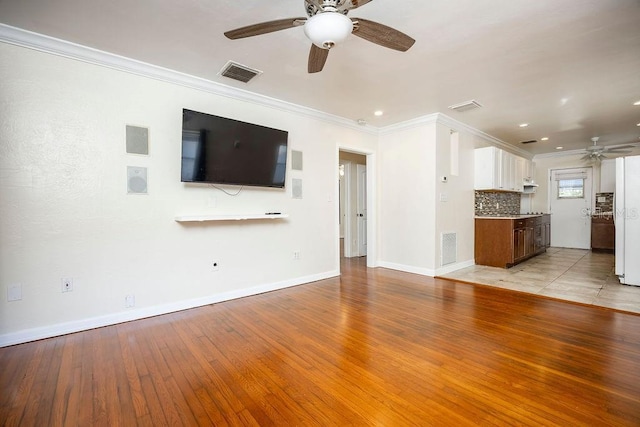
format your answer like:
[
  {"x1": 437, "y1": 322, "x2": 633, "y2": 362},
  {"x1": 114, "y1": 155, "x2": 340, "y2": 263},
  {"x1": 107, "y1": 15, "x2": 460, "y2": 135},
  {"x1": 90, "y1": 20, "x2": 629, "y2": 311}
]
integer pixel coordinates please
[
  {"x1": 125, "y1": 294, "x2": 135, "y2": 308},
  {"x1": 212, "y1": 260, "x2": 219, "y2": 272},
  {"x1": 61, "y1": 278, "x2": 73, "y2": 293}
]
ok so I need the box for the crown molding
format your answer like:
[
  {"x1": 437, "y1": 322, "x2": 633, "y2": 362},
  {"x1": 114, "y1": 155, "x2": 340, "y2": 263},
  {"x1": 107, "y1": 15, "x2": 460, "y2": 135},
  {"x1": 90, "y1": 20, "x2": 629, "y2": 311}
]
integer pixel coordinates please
[
  {"x1": 533, "y1": 148, "x2": 588, "y2": 160},
  {"x1": 379, "y1": 112, "x2": 532, "y2": 158},
  {"x1": 0, "y1": 24, "x2": 377, "y2": 135},
  {"x1": 1, "y1": 23, "x2": 532, "y2": 148}
]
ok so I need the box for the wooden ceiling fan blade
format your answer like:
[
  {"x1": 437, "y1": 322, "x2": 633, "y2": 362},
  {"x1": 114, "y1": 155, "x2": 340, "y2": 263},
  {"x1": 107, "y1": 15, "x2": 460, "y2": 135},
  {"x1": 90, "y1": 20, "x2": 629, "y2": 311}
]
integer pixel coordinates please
[
  {"x1": 225, "y1": 18, "x2": 306, "y2": 39},
  {"x1": 352, "y1": 18, "x2": 415, "y2": 51},
  {"x1": 308, "y1": 44, "x2": 329, "y2": 73}
]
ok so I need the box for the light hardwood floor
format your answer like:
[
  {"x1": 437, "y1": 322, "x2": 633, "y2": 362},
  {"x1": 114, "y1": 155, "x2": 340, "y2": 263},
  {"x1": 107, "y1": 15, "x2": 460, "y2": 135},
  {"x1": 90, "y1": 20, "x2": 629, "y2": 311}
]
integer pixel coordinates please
[{"x1": 1, "y1": 257, "x2": 639, "y2": 425}]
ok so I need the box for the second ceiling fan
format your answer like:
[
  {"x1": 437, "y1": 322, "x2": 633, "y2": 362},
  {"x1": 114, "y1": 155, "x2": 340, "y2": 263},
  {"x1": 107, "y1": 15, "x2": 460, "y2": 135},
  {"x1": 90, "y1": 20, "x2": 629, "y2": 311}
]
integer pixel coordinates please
[
  {"x1": 224, "y1": 0, "x2": 416, "y2": 73},
  {"x1": 581, "y1": 137, "x2": 635, "y2": 161}
]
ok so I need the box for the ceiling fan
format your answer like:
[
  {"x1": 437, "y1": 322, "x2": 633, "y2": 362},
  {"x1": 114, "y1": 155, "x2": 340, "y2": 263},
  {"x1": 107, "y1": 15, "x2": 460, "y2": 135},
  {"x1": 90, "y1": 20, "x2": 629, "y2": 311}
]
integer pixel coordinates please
[
  {"x1": 224, "y1": 0, "x2": 416, "y2": 73},
  {"x1": 581, "y1": 137, "x2": 634, "y2": 161}
]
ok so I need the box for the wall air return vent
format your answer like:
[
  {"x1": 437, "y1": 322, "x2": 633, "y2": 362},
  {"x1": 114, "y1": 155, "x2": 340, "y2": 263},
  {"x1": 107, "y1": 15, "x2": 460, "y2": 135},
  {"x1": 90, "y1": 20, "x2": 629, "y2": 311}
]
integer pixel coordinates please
[
  {"x1": 441, "y1": 232, "x2": 457, "y2": 266},
  {"x1": 219, "y1": 61, "x2": 262, "y2": 83},
  {"x1": 448, "y1": 100, "x2": 483, "y2": 113}
]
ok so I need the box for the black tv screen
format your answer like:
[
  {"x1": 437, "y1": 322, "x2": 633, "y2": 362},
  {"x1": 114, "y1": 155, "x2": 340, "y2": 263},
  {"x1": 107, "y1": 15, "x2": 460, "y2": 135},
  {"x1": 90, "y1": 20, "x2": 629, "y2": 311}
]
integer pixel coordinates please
[{"x1": 181, "y1": 109, "x2": 288, "y2": 188}]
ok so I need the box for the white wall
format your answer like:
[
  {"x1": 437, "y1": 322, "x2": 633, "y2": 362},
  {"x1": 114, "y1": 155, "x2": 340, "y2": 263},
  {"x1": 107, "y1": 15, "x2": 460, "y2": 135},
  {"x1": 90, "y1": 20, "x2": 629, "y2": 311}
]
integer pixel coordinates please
[
  {"x1": 434, "y1": 122, "x2": 476, "y2": 274},
  {"x1": 0, "y1": 33, "x2": 503, "y2": 346},
  {"x1": 378, "y1": 121, "x2": 437, "y2": 275},
  {"x1": 377, "y1": 116, "x2": 476, "y2": 276},
  {"x1": 0, "y1": 42, "x2": 378, "y2": 345}
]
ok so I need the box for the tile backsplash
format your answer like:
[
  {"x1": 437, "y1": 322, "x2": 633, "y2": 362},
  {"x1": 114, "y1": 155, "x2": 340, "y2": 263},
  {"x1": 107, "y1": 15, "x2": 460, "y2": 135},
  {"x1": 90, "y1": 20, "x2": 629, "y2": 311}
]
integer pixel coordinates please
[
  {"x1": 475, "y1": 191, "x2": 521, "y2": 216},
  {"x1": 595, "y1": 192, "x2": 614, "y2": 213}
]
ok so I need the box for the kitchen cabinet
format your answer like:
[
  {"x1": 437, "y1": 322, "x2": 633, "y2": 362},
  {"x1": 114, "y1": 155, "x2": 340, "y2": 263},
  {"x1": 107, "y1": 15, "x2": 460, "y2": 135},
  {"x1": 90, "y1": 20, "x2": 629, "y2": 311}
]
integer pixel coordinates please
[
  {"x1": 534, "y1": 215, "x2": 551, "y2": 253},
  {"x1": 513, "y1": 219, "x2": 534, "y2": 262},
  {"x1": 591, "y1": 215, "x2": 615, "y2": 251},
  {"x1": 475, "y1": 214, "x2": 550, "y2": 268},
  {"x1": 474, "y1": 147, "x2": 502, "y2": 190},
  {"x1": 474, "y1": 147, "x2": 530, "y2": 192},
  {"x1": 523, "y1": 159, "x2": 534, "y2": 183}
]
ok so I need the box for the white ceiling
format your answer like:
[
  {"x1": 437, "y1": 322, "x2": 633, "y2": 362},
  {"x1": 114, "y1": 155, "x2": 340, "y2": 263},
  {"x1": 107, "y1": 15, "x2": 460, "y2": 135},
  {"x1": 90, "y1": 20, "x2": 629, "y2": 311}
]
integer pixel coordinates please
[{"x1": 1, "y1": 0, "x2": 639, "y2": 155}]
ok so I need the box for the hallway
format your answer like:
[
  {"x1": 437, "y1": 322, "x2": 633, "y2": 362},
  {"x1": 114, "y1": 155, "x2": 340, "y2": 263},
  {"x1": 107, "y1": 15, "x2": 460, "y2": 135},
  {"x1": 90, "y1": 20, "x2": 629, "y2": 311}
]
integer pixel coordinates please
[{"x1": 441, "y1": 248, "x2": 640, "y2": 314}]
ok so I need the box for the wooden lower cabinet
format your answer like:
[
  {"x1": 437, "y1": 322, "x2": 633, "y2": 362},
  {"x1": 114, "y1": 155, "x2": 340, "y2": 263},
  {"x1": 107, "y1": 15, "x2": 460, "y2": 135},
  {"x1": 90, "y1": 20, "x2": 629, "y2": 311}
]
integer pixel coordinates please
[
  {"x1": 591, "y1": 215, "x2": 615, "y2": 251},
  {"x1": 475, "y1": 214, "x2": 550, "y2": 268}
]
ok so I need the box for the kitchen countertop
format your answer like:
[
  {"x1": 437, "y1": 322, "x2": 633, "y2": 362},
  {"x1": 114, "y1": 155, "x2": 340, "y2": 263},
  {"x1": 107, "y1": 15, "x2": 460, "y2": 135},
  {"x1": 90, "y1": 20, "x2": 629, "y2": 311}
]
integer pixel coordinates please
[{"x1": 475, "y1": 214, "x2": 550, "y2": 219}]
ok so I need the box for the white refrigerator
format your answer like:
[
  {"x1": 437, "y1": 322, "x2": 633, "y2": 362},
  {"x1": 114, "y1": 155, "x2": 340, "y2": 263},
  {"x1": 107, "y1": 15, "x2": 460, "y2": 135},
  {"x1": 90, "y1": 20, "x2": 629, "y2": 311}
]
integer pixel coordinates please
[{"x1": 615, "y1": 155, "x2": 640, "y2": 286}]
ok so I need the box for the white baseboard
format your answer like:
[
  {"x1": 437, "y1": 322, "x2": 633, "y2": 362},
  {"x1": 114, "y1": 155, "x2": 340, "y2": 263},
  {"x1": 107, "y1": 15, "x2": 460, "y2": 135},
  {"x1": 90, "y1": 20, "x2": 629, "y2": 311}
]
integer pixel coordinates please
[
  {"x1": 435, "y1": 259, "x2": 475, "y2": 276},
  {"x1": 378, "y1": 259, "x2": 474, "y2": 278},
  {"x1": 378, "y1": 261, "x2": 436, "y2": 277},
  {"x1": 0, "y1": 270, "x2": 339, "y2": 347}
]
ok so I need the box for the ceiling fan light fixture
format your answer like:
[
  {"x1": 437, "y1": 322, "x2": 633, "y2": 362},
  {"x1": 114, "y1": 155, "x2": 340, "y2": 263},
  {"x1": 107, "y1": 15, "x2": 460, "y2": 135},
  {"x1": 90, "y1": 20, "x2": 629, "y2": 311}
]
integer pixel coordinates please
[{"x1": 304, "y1": 12, "x2": 353, "y2": 49}]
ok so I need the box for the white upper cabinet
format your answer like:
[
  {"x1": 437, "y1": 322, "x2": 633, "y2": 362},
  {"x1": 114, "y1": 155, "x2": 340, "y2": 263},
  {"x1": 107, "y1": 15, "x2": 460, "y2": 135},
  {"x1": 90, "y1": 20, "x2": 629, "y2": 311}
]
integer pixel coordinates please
[
  {"x1": 474, "y1": 147, "x2": 529, "y2": 192},
  {"x1": 514, "y1": 155, "x2": 526, "y2": 192},
  {"x1": 474, "y1": 147, "x2": 502, "y2": 190}
]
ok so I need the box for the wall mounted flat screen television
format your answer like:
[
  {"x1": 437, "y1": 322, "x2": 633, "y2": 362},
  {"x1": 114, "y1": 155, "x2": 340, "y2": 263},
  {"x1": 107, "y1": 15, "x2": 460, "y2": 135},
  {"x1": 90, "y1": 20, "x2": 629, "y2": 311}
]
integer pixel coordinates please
[{"x1": 181, "y1": 109, "x2": 288, "y2": 188}]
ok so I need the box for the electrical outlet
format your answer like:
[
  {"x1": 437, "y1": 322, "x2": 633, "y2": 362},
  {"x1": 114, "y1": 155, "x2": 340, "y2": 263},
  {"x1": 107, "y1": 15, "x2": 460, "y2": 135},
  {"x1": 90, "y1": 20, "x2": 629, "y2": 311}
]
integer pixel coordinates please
[
  {"x1": 212, "y1": 260, "x2": 219, "y2": 271},
  {"x1": 496, "y1": 203, "x2": 500, "y2": 209},
  {"x1": 125, "y1": 294, "x2": 135, "y2": 308},
  {"x1": 293, "y1": 251, "x2": 301, "y2": 260},
  {"x1": 61, "y1": 278, "x2": 73, "y2": 293}
]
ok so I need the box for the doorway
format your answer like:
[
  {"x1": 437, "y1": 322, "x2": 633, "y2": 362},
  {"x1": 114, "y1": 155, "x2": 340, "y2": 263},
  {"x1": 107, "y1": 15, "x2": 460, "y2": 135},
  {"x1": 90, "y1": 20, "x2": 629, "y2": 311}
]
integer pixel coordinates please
[
  {"x1": 339, "y1": 151, "x2": 367, "y2": 259},
  {"x1": 549, "y1": 167, "x2": 593, "y2": 249}
]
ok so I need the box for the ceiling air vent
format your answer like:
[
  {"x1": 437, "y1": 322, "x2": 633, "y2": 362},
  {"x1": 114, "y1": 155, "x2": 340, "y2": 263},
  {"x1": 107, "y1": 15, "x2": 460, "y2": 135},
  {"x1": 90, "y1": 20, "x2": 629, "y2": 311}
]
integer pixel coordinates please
[
  {"x1": 520, "y1": 140, "x2": 538, "y2": 144},
  {"x1": 219, "y1": 61, "x2": 262, "y2": 83},
  {"x1": 448, "y1": 100, "x2": 483, "y2": 113}
]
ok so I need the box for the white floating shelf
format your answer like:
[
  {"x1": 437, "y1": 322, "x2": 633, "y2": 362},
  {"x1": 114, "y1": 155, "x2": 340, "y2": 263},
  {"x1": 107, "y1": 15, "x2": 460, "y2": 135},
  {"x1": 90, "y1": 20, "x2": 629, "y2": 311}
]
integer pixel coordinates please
[{"x1": 175, "y1": 213, "x2": 289, "y2": 222}]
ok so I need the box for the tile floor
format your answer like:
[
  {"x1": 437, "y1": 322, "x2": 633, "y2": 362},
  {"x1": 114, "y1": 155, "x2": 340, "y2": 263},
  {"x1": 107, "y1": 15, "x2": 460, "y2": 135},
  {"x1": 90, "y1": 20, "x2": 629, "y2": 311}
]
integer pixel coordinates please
[{"x1": 441, "y1": 247, "x2": 640, "y2": 314}]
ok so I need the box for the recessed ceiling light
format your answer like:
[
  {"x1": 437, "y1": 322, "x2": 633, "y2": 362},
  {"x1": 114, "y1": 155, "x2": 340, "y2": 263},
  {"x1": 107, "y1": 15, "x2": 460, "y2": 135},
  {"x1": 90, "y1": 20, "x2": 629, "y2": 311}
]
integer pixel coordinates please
[
  {"x1": 556, "y1": 146, "x2": 564, "y2": 150},
  {"x1": 519, "y1": 123, "x2": 529, "y2": 128},
  {"x1": 541, "y1": 137, "x2": 549, "y2": 141},
  {"x1": 374, "y1": 110, "x2": 383, "y2": 116},
  {"x1": 637, "y1": 122, "x2": 640, "y2": 126},
  {"x1": 634, "y1": 100, "x2": 640, "y2": 106}
]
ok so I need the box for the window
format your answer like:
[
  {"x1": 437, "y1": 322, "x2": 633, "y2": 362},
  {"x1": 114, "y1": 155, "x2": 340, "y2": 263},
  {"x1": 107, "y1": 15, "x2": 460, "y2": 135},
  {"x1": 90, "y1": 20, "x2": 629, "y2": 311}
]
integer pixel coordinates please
[{"x1": 558, "y1": 178, "x2": 584, "y2": 199}]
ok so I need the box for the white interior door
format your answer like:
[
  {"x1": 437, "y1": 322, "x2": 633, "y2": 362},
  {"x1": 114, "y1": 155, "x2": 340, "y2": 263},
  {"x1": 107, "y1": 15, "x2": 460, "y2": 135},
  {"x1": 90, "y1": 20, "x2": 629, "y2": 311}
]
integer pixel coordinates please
[
  {"x1": 356, "y1": 164, "x2": 367, "y2": 257},
  {"x1": 549, "y1": 167, "x2": 592, "y2": 249}
]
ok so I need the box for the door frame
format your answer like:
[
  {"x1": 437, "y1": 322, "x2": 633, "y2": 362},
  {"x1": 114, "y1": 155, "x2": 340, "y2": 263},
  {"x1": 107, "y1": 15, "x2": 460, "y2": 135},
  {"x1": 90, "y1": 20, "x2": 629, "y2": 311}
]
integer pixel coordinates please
[
  {"x1": 336, "y1": 147, "x2": 376, "y2": 269},
  {"x1": 356, "y1": 163, "x2": 367, "y2": 256}
]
